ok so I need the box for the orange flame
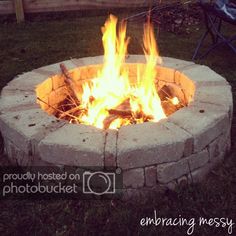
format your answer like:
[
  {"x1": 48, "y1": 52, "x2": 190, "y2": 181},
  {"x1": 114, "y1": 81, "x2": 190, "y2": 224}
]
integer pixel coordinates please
[{"x1": 78, "y1": 15, "x2": 166, "y2": 129}]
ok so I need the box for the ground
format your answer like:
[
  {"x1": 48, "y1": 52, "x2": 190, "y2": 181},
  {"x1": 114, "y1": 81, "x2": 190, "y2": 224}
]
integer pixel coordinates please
[{"x1": 0, "y1": 6, "x2": 236, "y2": 236}]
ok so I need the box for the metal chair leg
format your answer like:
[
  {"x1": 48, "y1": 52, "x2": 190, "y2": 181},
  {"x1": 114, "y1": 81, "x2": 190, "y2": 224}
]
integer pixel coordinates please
[
  {"x1": 192, "y1": 30, "x2": 210, "y2": 60},
  {"x1": 193, "y1": 11, "x2": 236, "y2": 60},
  {"x1": 208, "y1": 15, "x2": 236, "y2": 53}
]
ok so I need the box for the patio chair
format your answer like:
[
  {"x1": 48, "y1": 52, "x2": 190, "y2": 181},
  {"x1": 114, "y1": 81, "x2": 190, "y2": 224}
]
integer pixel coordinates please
[{"x1": 192, "y1": 0, "x2": 236, "y2": 60}]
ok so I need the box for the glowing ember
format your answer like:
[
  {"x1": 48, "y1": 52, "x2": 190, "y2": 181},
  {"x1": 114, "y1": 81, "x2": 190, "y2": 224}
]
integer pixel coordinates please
[
  {"x1": 170, "y1": 97, "x2": 179, "y2": 106},
  {"x1": 70, "y1": 14, "x2": 166, "y2": 129}
]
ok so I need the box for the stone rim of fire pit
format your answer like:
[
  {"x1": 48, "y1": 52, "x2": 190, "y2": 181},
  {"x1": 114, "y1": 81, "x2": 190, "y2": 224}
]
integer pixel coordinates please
[{"x1": 0, "y1": 55, "x2": 233, "y2": 194}]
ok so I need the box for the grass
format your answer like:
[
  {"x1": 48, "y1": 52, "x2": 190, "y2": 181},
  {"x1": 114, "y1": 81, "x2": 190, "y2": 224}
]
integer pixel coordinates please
[
  {"x1": 0, "y1": 7, "x2": 236, "y2": 236},
  {"x1": 0, "y1": 10, "x2": 236, "y2": 89}
]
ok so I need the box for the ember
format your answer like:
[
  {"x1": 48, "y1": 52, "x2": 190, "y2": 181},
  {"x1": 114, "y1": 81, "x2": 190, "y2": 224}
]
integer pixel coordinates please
[{"x1": 47, "y1": 15, "x2": 184, "y2": 129}]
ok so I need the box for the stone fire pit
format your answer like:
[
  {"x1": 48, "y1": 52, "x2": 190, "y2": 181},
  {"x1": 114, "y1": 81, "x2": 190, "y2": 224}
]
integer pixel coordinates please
[{"x1": 0, "y1": 55, "x2": 233, "y2": 197}]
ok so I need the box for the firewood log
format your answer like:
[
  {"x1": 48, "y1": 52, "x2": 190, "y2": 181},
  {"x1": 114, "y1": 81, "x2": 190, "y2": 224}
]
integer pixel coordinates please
[
  {"x1": 108, "y1": 109, "x2": 132, "y2": 117},
  {"x1": 60, "y1": 63, "x2": 80, "y2": 105},
  {"x1": 103, "y1": 114, "x2": 119, "y2": 129}
]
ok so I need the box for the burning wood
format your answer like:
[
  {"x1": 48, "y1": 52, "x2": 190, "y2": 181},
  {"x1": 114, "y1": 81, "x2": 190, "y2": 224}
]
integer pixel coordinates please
[
  {"x1": 108, "y1": 109, "x2": 132, "y2": 117},
  {"x1": 161, "y1": 100, "x2": 180, "y2": 116},
  {"x1": 158, "y1": 83, "x2": 186, "y2": 106},
  {"x1": 54, "y1": 62, "x2": 184, "y2": 128},
  {"x1": 60, "y1": 63, "x2": 80, "y2": 105},
  {"x1": 54, "y1": 63, "x2": 184, "y2": 128},
  {"x1": 108, "y1": 98, "x2": 132, "y2": 116},
  {"x1": 103, "y1": 115, "x2": 119, "y2": 130},
  {"x1": 51, "y1": 15, "x2": 185, "y2": 129}
]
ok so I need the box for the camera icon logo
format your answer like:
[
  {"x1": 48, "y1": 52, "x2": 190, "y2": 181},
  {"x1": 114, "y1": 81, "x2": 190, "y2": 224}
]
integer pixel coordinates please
[{"x1": 83, "y1": 171, "x2": 116, "y2": 195}]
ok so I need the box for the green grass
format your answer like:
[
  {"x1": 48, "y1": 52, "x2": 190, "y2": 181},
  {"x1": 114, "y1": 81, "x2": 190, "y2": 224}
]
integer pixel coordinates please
[{"x1": 0, "y1": 8, "x2": 236, "y2": 236}]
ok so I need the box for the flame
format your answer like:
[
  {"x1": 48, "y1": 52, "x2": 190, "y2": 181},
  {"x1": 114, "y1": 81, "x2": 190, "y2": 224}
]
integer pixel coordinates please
[
  {"x1": 170, "y1": 97, "x2": 179, "y2": 105},
  {"x1": 77, "y1": 15, "x2": 166, "y2": 129}
]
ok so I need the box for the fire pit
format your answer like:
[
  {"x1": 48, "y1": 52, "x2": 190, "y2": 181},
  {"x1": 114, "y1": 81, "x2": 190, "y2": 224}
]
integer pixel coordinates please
[
  {"x1": 37, "y1": 15, "x2": 186, "y2": 130},
  {"x1": 0, "y1": 15, "x2": 233, "y2": 198}
]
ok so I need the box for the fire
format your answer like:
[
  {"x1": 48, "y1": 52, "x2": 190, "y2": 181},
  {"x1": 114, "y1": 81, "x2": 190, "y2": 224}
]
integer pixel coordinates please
[
  {"x1": 170, "y1": 97, "x2": 179, "y2": 105},
  {"x1": 76, "y1": 15, "x2": 166, "y2": 129}
]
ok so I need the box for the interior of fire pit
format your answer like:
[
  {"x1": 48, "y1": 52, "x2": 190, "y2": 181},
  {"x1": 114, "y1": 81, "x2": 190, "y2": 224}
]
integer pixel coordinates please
[
  {"x1": 35, "y1": 14, "x2": 196, "y2": 130},
  {"x1": 35, "y1": 63, "x2": 195, "y2": 129}
]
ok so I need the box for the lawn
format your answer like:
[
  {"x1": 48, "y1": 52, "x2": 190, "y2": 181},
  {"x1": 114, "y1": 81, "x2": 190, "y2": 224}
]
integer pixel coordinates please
[{"x1": 0, "y1": 6, "x2": 236, "y2": 236}]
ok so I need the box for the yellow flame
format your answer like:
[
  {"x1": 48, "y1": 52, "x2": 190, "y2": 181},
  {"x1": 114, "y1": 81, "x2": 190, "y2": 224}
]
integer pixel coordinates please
[
  {"x1": 170, "y1": 96, "x2": 179, "y2": 105},
  {"x1": 78, "y1": 15, "x2": 166, "y2": 129},
  {"x1": 131, "y1": 17, "x2": 165, "y2": 122}
]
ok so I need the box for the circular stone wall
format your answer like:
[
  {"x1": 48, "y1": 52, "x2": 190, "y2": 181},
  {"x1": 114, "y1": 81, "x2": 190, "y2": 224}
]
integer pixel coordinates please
[{"x1": 0, "y1": 55, "x2": 233, "y2": 198}]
